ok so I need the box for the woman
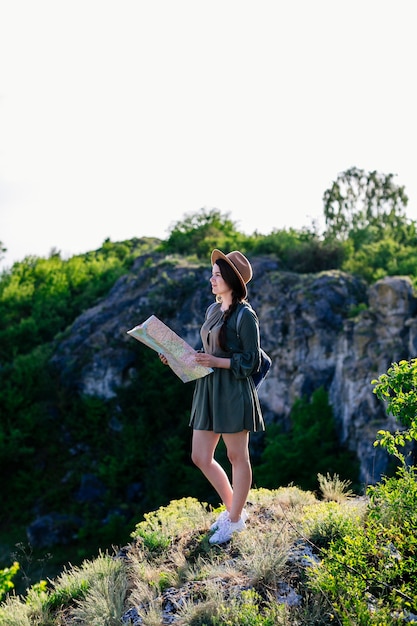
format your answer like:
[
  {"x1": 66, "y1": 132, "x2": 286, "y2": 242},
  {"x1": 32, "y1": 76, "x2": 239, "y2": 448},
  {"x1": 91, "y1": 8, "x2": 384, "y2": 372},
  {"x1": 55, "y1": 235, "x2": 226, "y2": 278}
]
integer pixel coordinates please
[{"x1": 191, "y1": 249, "x2": 265, "y2": 544}]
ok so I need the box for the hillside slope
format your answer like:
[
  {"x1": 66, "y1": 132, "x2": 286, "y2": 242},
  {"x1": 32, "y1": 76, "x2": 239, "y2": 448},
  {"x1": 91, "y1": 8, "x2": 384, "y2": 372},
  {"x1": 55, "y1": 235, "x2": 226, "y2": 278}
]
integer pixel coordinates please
[{"x1": 2, "y1": 479, "x2": 416, "y2": 625}]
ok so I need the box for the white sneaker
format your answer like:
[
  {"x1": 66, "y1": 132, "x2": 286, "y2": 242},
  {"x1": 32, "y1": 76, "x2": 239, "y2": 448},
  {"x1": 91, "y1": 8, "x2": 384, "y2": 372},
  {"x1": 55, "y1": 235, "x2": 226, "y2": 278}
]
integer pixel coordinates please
[
  {"x1": 210, "y1": 509, "x2": 229, "y2": 531},
  {"x1": 209, "y1": 516, "x2": 246, "y2": 544},
  {"x1": 210, "y1": 508, "x2": 248, "y2": 531}
]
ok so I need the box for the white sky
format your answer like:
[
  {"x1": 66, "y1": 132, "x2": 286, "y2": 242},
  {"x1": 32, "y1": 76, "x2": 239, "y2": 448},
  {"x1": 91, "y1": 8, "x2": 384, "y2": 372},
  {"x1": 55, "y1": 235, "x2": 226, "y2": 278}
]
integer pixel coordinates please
[{"x1": 1, "y1": 0, "x2": 416, "y2": 270}]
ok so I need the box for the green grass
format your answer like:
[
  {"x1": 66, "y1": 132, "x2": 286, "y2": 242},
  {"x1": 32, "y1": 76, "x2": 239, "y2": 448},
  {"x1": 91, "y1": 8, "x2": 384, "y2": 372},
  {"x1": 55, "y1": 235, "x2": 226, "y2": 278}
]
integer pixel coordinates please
[{"x1": 0, "y1": 483, "x2": 416, "y2": 625}]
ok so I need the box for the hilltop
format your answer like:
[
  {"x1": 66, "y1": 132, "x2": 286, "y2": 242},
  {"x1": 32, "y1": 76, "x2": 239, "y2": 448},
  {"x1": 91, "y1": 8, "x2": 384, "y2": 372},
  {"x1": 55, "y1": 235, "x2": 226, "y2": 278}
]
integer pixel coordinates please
[{"x1": 1, "y1": 473, "x2": 417, "y2": 625}]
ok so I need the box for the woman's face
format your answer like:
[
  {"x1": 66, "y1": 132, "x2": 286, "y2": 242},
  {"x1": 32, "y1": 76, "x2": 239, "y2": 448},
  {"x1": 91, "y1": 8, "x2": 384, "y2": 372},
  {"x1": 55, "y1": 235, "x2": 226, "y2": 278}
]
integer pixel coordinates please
[{"x1": 210, "y1": 263, "x2": 232, "y2": 299}]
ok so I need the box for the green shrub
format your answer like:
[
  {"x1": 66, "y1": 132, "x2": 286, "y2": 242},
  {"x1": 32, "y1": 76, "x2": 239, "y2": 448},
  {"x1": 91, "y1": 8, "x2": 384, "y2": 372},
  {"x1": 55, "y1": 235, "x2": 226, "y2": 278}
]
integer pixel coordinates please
[
  {"x1": 0, "y1": 562, "x2": 19, "y2": 601},
  {"x1": 302, "y1": 500, "x2": 363, "y2": 551},
  {"x1": 372, "y1": 358, "x2": 417, "y2": 464},
  {"x1": 307, "y1": 471, "x2": 417, "y2": 623},
  {"x1": 306, "y1": 357, "x2": 417, "y2": 623},
  {"x1": 131, "y1": 497, "x2": 208, "y2": 553}
]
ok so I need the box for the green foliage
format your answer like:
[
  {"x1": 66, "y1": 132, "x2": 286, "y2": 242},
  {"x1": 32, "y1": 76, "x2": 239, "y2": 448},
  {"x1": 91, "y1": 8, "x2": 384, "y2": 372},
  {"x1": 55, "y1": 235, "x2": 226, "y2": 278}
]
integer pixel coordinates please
[
  {"x1": 372, "y1": 358, "x2": 417, "y2": 463},
  {"x1": 0, "y1": 562, "x2": 19, "y2": 601},
  {"x1": 0, "y1": 237, "x2": 157, "y2": 362},
  {"x1": 305, "y1": 358, "x2": 417, "y2": 624},
  {"x1": 131, "y1": 497, "x2": 208, "y2": 553},
  {"x1": 342, "y1": 236, "x2": 417, "y2": 284},
  {"x1": 254, "y1": 388, "x2": 359, "y2": 492},
  {"x1": 161, "y1": 208, "x2": 247, "y2": 258},
  {"x1": 0, "y1": 553, "x2": 126, "y2": 626},
  {"x1": 302, "y1": 500, "x2": 364, "y2": 551},
  {"x1": 367, "y1": 463, "x2": 417, "y2": 534},
  {"x1": 307, "y1": 466, "x2": 417, "y2": 623},
  {"x1": 212, "y1": 589, "x2": 285, "y2": 625},
  {"x1": 249, "y1": 226, "x2": 346, "y2": 273}
]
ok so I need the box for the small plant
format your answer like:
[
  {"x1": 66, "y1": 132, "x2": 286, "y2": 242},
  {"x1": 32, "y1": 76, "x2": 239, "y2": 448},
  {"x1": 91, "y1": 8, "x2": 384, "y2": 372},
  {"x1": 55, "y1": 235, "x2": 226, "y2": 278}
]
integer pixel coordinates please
[
  {"x1": 347, "y1": 302, "x2": 368, "y2": 318},
  {"x1": 131, "y1": 497, "x2": 208, "y2": 553},
  {"x1": 0, "y1": 562, "x2": 19, "y2": 601},
  {"x1": 307, "y1": 479, "x2": 417, "y2": 623},
  {"x1": 302, "y1": 501, "x2": 363, "y2": 551},
  {"x1": 236, "y1": 528, "x2": 289, "y2": 592},
  {"x1": 212, "y1": 589, "x2": 286, "y2": 625},
  {"x1": 0, "y1": 552, "x2": 126, "y2": 626},
  {"x1": 372, "y1": 358, "x2": 417, "y2": 463},
  {"x1": 317, "y1": 472, "x2": 354, "y2": 503},
  {"x1": 69, "y1": 559, "x2": 128, "y2": 626}
]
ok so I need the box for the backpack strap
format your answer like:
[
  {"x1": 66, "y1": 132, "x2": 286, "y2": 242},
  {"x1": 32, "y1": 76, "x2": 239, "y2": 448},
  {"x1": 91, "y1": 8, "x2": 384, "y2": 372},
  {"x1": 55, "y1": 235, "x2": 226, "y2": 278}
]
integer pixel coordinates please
[
  {"x1": 235, "y1": 304, "x2": 271, "y2": 389},
  {"x1": 235, "y1": 304, "x2": 252, "y2": 339}
]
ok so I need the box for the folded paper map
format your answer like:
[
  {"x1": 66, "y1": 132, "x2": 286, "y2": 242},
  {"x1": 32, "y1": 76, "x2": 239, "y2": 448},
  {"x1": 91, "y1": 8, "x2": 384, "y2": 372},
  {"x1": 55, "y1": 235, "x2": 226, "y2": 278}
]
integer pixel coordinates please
[{"x1": 127, "y1": 315, "x2": 213, "y2": 383}]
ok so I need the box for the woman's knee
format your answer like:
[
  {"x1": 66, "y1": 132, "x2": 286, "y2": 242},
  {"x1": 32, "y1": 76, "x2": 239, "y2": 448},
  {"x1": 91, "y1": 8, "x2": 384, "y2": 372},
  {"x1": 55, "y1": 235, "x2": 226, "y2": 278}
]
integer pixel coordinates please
[
  {"x1": 191, "y1": 449, "x2": 210, "y2": 469},
  {"x1": 191, "y1": 431, "x2": 218, "y2": 469},
  {"x1": 226, "y1": 449, "x2": 250, "y2": 466},
  {"x1": 191, "y1": 449, "x2": 200, "y2": 468}
]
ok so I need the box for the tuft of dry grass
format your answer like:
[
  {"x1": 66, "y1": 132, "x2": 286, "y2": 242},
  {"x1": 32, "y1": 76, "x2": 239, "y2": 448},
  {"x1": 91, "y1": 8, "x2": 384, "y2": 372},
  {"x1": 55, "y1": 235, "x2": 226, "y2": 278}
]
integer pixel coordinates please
[
  {"x1": 318, "y1": 472, "x2": 354, "y2": 503},
  {"x1": 67, "y1": 556, "x2": 128, "y2": 626},
  {"x1": 235, "y1": 525, "x2": 290, "y2": 592}
]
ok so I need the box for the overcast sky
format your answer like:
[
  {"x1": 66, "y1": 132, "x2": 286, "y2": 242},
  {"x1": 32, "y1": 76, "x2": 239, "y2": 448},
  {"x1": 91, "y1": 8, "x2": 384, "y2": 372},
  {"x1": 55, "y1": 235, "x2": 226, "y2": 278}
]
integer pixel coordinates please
[{"x1": 1, "y1": 0, "x2": 416, "y2": 270}]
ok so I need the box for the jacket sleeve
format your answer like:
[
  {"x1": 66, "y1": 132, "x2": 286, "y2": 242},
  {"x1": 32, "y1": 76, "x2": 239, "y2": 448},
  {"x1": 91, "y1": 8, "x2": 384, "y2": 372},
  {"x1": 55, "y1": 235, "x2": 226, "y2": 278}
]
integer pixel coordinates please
[{"x1": 228, "y1": 308, "x2": 261, "y2": 380}]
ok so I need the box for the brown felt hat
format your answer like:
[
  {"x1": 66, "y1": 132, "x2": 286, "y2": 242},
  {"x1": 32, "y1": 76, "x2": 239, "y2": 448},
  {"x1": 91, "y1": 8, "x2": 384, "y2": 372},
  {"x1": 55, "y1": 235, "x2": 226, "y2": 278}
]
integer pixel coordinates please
[{"x1": 211, "y1": 249, "x2": 253, "y2": 298}]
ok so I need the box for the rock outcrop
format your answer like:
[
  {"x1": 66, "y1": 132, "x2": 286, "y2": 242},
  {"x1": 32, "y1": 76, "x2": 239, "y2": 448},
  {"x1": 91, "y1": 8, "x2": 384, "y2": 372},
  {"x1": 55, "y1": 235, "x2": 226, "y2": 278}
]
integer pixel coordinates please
[{"x1": 51, "y1": 254, "x2": 417, "y2": 485}]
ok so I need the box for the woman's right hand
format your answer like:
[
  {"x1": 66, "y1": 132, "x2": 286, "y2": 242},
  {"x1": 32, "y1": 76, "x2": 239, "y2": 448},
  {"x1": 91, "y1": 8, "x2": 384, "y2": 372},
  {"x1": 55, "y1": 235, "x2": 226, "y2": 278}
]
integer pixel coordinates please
[{"x1": 158, "y1": 353, "x2": 168, "y2": 365}]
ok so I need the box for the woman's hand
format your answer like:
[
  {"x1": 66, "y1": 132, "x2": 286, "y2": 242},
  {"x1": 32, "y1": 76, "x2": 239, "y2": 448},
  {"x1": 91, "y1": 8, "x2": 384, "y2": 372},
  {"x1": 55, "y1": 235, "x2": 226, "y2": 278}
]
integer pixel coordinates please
[
  {"x1": 194, "y1": 352, "x2": 231, "y2": 369},
  {"x1": 158, "y1": 353, "x2": 169, "y2": 365}
]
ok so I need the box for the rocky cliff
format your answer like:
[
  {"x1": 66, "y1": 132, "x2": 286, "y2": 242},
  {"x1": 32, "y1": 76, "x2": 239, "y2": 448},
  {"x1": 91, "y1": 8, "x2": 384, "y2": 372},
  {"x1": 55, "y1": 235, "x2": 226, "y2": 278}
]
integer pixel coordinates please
[{"x1": 52, "y1": 253, "x2": 417, "y2": 486}]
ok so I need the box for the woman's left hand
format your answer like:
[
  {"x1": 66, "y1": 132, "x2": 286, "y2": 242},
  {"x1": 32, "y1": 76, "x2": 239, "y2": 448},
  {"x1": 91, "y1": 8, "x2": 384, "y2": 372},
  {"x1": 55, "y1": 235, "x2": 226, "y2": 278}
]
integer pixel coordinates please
[
  {"x1": 194, "y1": 352, "x2": 216, "y2": 368},
  {"x1": 195, "y1": 352, "x2": 230, "y2": 369}
]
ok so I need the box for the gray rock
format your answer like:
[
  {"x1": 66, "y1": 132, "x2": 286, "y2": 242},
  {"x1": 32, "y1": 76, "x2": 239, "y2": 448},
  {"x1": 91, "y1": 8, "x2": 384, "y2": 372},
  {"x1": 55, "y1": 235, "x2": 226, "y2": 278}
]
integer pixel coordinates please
[
  {"x1": 26, "y1": 512, "x2": 81, "y2": 548},
  {"x1": 51, "y1": 256, "x2": 417, "y2": 485}
]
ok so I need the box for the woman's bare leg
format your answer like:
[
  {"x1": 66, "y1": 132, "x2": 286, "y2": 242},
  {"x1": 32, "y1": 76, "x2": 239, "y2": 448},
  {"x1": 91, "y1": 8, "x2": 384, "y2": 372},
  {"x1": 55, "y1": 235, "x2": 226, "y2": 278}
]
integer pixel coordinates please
[
  {"x1": 222, "y1": 431, "x2": 252, "y2": 523},
  {"x1": 191, "y1": 430, "x2": 233, "y2": 510}
]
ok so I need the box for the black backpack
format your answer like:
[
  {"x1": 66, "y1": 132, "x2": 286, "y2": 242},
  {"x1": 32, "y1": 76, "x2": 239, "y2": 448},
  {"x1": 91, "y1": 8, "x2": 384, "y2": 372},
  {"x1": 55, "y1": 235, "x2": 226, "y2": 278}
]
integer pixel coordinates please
[{"x1": 236, "y1": 306, "x2": 272, "y2": 390}]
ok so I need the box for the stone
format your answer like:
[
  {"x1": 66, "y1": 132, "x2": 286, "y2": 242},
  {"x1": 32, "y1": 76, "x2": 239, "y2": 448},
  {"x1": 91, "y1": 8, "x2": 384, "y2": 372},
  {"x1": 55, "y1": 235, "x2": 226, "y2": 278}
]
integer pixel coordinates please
[{"x1": 50, "y1": 256, "x2": 417, "y2": 485}]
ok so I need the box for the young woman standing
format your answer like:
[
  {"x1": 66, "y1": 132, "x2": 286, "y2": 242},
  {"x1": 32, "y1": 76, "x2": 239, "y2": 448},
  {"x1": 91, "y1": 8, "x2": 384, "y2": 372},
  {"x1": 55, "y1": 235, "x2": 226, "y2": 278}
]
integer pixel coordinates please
[{"x1": 191, "y1": 249, "x2": 264, "y2": 544}]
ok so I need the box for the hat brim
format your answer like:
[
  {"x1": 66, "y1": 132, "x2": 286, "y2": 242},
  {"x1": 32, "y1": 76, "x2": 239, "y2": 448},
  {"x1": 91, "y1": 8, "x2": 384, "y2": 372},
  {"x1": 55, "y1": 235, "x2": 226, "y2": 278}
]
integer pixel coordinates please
[{"x1": 211, "y1": 248, "x2": 248, "y2": 298}]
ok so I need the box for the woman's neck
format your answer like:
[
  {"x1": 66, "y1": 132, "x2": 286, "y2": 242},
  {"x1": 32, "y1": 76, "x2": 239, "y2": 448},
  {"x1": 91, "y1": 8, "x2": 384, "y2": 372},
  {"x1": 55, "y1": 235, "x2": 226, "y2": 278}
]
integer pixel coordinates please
[{"x1": 220, "y1": 298, "x2": 233, "y2": 312}]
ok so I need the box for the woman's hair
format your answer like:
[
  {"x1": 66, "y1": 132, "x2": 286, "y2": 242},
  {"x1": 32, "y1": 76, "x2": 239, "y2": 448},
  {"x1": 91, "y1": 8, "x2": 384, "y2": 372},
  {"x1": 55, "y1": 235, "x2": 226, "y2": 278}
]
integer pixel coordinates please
[{"x1": 216, "y1": 258, "x2": 246, "y2": 351}]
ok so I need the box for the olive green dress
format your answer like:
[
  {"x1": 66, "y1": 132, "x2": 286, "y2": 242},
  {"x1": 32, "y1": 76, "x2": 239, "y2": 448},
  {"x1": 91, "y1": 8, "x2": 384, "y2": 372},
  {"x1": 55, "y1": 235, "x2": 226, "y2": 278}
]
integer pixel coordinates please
[{"x1": 190, "y1": 302, "x2": 265, "y2": 433}]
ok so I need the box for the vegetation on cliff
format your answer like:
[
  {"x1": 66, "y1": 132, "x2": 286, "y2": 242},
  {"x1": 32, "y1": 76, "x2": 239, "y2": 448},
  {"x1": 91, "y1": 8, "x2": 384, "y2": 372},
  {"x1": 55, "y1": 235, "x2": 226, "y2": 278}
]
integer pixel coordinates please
[{"x1": 1, "y1": 468, "x2": 416, "y2": 624}]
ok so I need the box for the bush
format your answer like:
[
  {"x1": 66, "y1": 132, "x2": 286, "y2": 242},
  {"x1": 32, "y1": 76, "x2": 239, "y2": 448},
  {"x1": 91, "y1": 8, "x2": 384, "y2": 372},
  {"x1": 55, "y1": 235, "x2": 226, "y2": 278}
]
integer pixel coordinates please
[
  {"x1": 0, "y1": 562, "x2": 19, "y2": 601},
  {"x1": 306, "y1": 357, "x2": 417, "y2": 624},
  {"x1": 131, "y1": 497, "x2": 208, "y2": 554},
  {"x1": 307, "y1": 467, "x2": 417, "y2": 623}
]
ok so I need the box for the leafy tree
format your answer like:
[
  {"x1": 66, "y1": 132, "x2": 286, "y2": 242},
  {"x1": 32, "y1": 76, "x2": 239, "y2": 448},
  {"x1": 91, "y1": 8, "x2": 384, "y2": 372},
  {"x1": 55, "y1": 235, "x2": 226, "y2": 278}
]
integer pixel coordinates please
[
  {"x1": 161, "y1": 208, "x2": 247, "y2": 258},
  {"x1": 0, "y1": 241, "x2": 6, "y2": 262},
  {"x1": 323, "y1": 167, "x2": 409, "y2": 241}
]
